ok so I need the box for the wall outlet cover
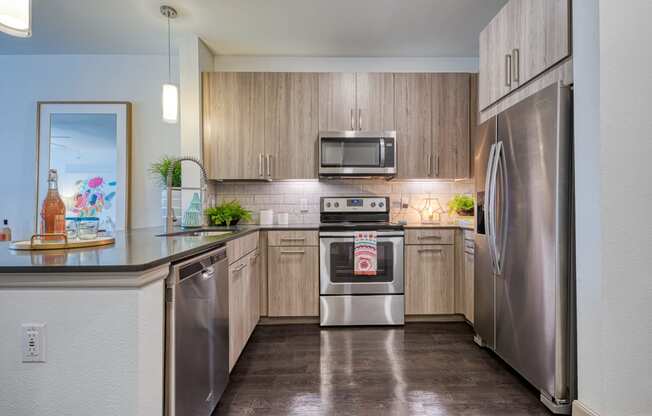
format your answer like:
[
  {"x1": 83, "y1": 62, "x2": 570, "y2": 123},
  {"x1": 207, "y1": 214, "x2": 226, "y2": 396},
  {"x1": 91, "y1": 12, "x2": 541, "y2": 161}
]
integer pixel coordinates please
[{"x1": 22, "y1": 323, "x2": 46, "y2": 363}]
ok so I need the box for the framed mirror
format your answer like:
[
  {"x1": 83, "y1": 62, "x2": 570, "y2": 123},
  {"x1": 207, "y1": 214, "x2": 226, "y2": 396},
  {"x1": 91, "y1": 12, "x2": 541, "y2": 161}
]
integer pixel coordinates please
[{"x1": 35, "y1": 102, "x2": 132, "y2": 233}]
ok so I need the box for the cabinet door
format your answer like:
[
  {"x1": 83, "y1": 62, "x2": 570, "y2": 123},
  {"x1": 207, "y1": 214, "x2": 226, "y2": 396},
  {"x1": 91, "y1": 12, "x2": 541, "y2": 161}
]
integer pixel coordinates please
[
  {"x1": 264, "y1": 73, "x2": 319, "y2": 179},
  {"x1": 203, "y1": 72, "x2": 265, "y2": 180},
  {"x1": 464, "y1": 251, "x2": 475, "y2": 324},
  {"x1": 432, "y1": 73, "x2": 470, "y2": 179},
  {"x1": 405, "y1": 245, "x2": 455, "y2": 315},
  {"x1": 267, "y1": 246, "x2": 318, "y2": 317},
  {"x1": 318, "y1": 73, "x2": 357, "y2": 131},
  {"x1": 355, "y1": 73, "x2": 395, "y2": 131},
  {"x1": 395, "y1": 73, "x2": 432, "y2": 178},
  {"x1": 228, "y1": 259, "x2": 248, "y2": 371},
  {"x1": 248, "y1": 250, "x2": 261, "y2": 334},
  {"x1": 469, "y1": 74, "x2": 479, "y2": 179},
  {"x1": 516, "y1": 0, "x2": 570, "y2": 85}
]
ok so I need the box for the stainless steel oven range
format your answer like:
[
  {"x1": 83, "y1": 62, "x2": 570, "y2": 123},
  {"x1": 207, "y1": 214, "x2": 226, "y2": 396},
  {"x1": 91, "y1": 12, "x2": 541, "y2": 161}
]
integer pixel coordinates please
[{"x1": 319, "y1": 196, "x2": 404, "y2": 326}]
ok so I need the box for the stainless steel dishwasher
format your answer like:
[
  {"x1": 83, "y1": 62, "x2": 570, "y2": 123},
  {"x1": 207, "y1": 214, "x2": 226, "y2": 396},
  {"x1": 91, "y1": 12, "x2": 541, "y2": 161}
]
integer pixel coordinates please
[{"x1": 165, "y1": 246, "x2": 229, "y2": 416}]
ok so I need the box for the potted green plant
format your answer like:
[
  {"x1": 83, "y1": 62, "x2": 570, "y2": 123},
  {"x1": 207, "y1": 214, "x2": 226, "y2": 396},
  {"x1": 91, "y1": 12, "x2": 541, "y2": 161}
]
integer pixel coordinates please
[
  {"x1": 149, "y1": 156, "x2": 182, "y2": 188},
  {"x1": 205, "y1": 200, "x2": 253, "y2": 227},
  {"x1": 150, "y1": 157, "x2": 182, "y2": 224},
  {"x1": 447, "y1": 194, "x2": 475, "y2": 217}
]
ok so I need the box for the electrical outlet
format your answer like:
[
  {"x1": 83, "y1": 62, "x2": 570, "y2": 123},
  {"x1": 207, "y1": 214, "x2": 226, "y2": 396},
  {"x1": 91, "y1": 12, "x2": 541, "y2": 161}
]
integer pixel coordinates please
[{"x1": 22, "y1": 323, "x2": 46, "y2": 363}]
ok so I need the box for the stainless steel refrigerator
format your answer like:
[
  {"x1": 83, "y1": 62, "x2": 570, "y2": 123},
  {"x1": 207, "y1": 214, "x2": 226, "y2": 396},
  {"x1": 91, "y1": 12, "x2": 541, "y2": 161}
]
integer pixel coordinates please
[{"x1": 474, "y1": 82, "x2": 575, "y2": 414}]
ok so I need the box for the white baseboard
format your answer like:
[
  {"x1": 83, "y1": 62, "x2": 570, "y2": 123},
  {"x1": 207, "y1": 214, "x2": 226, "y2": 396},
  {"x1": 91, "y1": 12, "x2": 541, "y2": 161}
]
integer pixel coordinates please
[{"x1": 573, "y1": 401, "x2": 600, "y2": 416}]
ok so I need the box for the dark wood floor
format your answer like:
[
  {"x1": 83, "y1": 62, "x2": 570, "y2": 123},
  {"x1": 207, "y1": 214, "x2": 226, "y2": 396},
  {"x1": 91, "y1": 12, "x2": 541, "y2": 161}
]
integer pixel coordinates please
[{"x1": 213, "y1": 323, "x2": 552, "y2": 416}]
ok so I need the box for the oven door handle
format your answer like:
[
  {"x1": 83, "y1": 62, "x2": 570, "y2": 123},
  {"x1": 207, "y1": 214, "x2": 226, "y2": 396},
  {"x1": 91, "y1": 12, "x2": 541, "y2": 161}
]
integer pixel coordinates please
[{"x1": 319, "y1": 231, "x2": 404, "y2": 238}]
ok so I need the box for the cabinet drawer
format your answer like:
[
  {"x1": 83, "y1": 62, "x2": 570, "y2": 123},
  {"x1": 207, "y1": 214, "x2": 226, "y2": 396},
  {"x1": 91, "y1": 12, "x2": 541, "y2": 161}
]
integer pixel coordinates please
[
  {"x1": 268, "y1": 230, "x2": 318, "y2": 247},
  {"x1": 227, "y1": 231, "x2": 259, "y2": 264},
  {"x1": 405, "y1": 229, "x2": 454, "y2": 245}
]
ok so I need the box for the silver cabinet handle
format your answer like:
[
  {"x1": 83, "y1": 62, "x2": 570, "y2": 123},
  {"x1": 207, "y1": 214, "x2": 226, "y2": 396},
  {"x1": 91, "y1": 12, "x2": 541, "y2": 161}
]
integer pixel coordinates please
[
  {"x1": 512, "y1": 48, "x2": 520, "y2": 83},
  {"x1": 280, "y1": 249, "x2": 305, "y2": 254},
  {"x1": 427, "y1": 154, "x2": 432, "y2": 176},
  {"x1": 417, "y1": 248, "x2": 442, "y2": 253},
  {"x1": 233, "y1": 263, "x2": 247, "y2": 273},
  {"x1": 505, "y1": 54, "x2": 512, "y2": 87},
  {"x1": 435, "y1": 154, "x2": 440, "y2": 177},
  {"x1": 350, "y1": 109, "x2": 354, "y2": 130},
  {"x1": 266, "y1": 154, "x2": 272, "y2": 177},
  {"x1": 258, "y1": 153, "x2": 263, "y2": 177},
  {"x1": 280, "y1": 237, "x2": 305, "y2": 241},
  {"x1": 417, "y1": 235, "x2": 442, "y2": 240},
  {"x1": 358, "y1": 108, "x2": 362, "y2": 131}
]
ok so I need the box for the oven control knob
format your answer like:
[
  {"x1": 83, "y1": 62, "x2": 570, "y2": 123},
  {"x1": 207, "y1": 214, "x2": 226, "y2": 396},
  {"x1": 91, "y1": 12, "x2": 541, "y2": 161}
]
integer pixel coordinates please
[
  {"x1": 326, "y1": 202, "x2": 331, "y2": 208},
  {"x1": 379, "y1": 202, "x2": 384, "y2": 208},
  {"x1": 334, "y1": 202, "x2": 340, "y2": 208},
  {"x1": 370, "y1": 202, "x2": 376, "y2": 207}
]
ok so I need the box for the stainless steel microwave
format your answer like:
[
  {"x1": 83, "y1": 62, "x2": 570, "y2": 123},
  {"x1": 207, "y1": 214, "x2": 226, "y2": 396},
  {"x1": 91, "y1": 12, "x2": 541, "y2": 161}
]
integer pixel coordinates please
[{"x1": 318, "y1": 131, "x2": 397, "y2": 178}]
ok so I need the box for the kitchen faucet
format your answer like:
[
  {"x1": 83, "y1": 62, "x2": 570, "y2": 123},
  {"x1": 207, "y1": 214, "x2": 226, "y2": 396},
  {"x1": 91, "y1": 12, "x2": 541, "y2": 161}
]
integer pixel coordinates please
[{"x1": 165, "y1": 156, "x2": 211, "y2": 233}]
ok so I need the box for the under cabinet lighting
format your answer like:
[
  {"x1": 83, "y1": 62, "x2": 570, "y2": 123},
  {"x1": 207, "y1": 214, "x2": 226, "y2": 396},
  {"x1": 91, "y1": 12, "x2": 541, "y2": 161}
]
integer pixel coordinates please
[{"x1": 0, "y1": 0, "x2": 31, "y2": 38}]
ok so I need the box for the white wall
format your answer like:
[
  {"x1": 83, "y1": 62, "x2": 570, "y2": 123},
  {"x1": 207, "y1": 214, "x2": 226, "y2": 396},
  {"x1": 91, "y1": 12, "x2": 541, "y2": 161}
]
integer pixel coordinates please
[
  {"x1": 573, "y1": 0, "x2": 652, "y2": 414},
  {"x1": 214, "y1": 56, "x2": 478, "y2": 72},
  {"x1": 0, "y1": 55, "x2": 180, "y2": 240}
]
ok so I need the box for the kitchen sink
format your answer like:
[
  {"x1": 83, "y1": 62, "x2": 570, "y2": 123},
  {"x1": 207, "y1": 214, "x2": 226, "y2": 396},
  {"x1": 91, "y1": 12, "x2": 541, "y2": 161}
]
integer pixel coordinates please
[{"x1": 157, "y1": 229, "x2": 235, "y2": 238}]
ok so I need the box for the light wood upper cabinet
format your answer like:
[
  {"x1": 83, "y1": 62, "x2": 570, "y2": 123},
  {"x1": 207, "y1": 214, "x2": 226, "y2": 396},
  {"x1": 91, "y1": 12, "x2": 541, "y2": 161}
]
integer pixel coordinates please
[
  {"x1": 355, "y1": 73, "x2": 395, "y2": 131},
  {"x1": 395, "y1": 73, "x2": 432, "y2": 178},
  {"x1": 318, "y1": 73, "x2": 357, "y2": 131},
  {"x1": 405, "y1": 244, "x2": 455, "y2": 315},
  {"x1": 264, "y1": 73, "x2": 319, "y2": 179},
  {"x1": 432, "y1": 73, "x2": 470, "y2": 179},
  {"x1": 479, "y1": 0, "x2": 570, "y2": 110},
  {"x1": 203, "y1": 72, "x2": 265, "y2": 180}
]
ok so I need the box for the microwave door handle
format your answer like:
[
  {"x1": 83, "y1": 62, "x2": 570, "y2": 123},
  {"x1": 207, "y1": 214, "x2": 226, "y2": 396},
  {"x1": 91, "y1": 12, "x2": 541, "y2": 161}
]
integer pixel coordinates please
[{"x1": 380, "y1": 138, "x2": 386, "y2": 167}]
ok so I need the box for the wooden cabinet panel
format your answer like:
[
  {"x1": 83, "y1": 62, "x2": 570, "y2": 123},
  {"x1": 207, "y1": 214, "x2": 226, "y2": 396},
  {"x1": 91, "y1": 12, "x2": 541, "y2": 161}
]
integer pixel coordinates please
[
  {"x1": 405, "y1": 229, "x2": 455, "y2": 245},
  {"x1": 249, "y1": 250, "x2": 261, "y2": 329},
  {"x1": 516, "y1": 0, "x2": 570, "y2": 86},
  {"x1": 203, "y1": 72, "x2": 265, "y2": 180},
  {"x1": 469, "y1": 74, "x2": 479, "y2": 179},
  {"x1": 355, "y1": 73, "x2": 395, "y2": 131},
  {"x1": 264, "y1": 73, "x2": 319, "y2": 179},
  {"x1": 405, "y1": 245, "x2": 455, "y2": 315},
  {"x1": 319, "y1": 73, "x2": 357, "y2": 131},
  {"x1": 395, "y1": 73, "x2": 432, "y2": 178},
  {"x1": 267, "y1": 246, "x2": 318, "y2": 317},
  {"x1": 432, "y1": 73, "x2": 470, "y2": 179},
  {"x1": 258, "y1": 232, "x2": 268, "y2": 317},
  {"x1": 463, "y1": 250, "x2": 474, "y2": 323},
  {"x1": 267, "y1": 230, "x2": 318, "y2": 247},
  {"x1": 228, "y1": 257, "x2": 248, "y2": 371},
  {"x1": 226, "y1": 231, "x2": 259, "y2": 264}
]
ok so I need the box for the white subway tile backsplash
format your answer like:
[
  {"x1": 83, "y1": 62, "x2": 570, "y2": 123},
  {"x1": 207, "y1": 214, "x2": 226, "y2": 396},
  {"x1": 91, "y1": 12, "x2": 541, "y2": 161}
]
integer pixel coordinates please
[{"x1": 211, "y1": 180, "x2": 474, "y2": 225}]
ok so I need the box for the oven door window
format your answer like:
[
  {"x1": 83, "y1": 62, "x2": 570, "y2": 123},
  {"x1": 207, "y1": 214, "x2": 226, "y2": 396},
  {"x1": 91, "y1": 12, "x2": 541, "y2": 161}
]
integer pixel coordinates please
[
  {"x1": 321, "y1": 138, "x2": 381, "y2": 167},
  {"x1": 329, "y1": 241, "x2": 394, "y2": 283}
]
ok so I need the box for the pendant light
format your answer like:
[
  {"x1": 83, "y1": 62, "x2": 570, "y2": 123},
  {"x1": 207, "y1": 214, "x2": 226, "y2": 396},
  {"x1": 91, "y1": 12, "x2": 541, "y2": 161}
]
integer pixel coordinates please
[
  {"x1": 0, "y1": 0, "x2": 31, "y2": 37},
  {"x1": 161, "y1": 5, "x2": 178, "y2": 124}
]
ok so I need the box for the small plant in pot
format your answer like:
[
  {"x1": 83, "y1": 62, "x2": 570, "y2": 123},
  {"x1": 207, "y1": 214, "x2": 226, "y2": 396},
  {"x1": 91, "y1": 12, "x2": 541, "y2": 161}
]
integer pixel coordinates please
[
  {"x1": 149, "y1": 156, "x2": 182, "y2": 188},
  {"x1": 448, "y1": 194, "x2": 475, "y2": 217},
  {"x1": 205, "y1": 201, "x2": 252, "y2": 227}
]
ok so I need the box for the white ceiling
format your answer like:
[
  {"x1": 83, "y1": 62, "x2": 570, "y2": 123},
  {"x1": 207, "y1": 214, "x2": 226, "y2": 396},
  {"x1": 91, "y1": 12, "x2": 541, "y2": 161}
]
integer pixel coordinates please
[{"x1": 0, "y1": 0, "x2": 507, "y2": 56}]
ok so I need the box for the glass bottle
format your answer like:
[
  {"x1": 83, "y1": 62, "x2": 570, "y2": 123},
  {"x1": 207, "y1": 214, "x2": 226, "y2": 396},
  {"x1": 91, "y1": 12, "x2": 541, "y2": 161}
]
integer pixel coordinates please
[{"x1": 40, "y1": 169, "x2": 66, "y2": 240}]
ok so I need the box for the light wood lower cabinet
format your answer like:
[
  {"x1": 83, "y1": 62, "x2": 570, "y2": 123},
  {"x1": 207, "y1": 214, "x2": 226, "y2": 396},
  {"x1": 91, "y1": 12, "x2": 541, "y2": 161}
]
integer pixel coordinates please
[
  {"x1": 463, "y1": 249, "x2": 474, "y2": 324},
  {"x1": 267, "y1": 246, "x2": 319, "y2": 317},
  {"x1": 228, "y1": 248, "x2": 259, "y2": 372},
  {"x1": 405, "y1": 244, "x2": 455, "y2": 315}
]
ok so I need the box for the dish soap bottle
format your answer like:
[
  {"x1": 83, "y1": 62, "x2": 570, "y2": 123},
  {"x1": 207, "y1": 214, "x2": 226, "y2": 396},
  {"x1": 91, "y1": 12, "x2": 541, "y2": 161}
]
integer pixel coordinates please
[
  {"x1": 41, "y1": 169, "x2": 66, "y2": 240},
  {"x1": 1, "y1": 219, "x2": 11, "y2": 241}
]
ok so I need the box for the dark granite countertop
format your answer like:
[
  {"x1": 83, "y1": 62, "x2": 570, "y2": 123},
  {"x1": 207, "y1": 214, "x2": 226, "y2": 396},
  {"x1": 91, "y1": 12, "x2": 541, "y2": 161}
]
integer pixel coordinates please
[{"x1": 0, "y1": 224, "x2": 320, "y2": 274}]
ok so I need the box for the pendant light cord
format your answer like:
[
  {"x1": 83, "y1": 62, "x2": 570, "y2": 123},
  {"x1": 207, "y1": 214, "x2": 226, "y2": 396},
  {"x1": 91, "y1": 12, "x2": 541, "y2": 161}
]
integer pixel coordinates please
[{"x1": 167, "y1": 14, "x2": 172, "y2": 83}]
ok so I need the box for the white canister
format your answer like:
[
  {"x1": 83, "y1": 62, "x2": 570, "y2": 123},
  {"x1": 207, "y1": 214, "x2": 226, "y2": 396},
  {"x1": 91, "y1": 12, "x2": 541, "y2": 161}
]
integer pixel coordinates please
[
  {"x1": 277, "y1": 212, "x2": 289, "y2": 225},
  {"x1": 259, "y1": 210, "x2": 274, "y2": 225}
]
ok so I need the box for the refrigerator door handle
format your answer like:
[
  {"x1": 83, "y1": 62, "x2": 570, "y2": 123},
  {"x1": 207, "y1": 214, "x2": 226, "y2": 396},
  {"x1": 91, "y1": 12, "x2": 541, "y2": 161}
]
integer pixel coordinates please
[
  {"x1": 493, "y1": 141, "x2": 509, "y2": 275},
  {"x1": 484, "y1": 143, "x2": 498, "y2": 273}
]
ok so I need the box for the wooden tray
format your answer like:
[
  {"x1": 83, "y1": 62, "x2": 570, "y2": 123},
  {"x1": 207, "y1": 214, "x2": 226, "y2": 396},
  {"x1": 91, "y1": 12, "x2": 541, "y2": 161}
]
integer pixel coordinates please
[{"x1": 9, "y1": 234, "x2": 115, "y2": 251}]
